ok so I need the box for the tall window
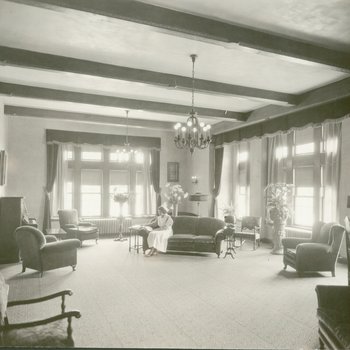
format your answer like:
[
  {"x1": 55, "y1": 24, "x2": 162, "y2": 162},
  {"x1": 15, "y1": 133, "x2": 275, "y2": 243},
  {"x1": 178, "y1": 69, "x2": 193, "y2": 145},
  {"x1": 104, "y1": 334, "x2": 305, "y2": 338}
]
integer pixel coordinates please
[
  {"x1": 81, "y1": 169, "x2": 102, "y2": 217},
  {"x1": 236, "y1": 143, "x2": 249, "y2": 217},
  {"x1": 53, "y1": 145, "x2": 154, "y2": 217}
]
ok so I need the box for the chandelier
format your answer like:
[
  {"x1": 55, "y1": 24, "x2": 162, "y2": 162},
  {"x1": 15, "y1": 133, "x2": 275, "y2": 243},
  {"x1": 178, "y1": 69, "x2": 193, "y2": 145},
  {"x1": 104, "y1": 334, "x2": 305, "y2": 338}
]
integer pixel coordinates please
[
  {"x1": 115, "y1": 110, "x2": 137, "y2": 160},
  {"x1": 174, "y1": 54, "x2": 212, "y2": 154}
]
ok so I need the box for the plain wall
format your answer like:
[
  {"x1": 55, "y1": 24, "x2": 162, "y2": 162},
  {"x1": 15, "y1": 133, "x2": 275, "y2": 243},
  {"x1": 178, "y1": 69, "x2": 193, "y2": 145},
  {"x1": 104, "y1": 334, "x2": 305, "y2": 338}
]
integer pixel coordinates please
[
  {"x1": 0, "y1": 102, "x2": 8, "y2": 197},
  {"x1": 6, "y1": 116, "x2": 189, "y2": 229}
]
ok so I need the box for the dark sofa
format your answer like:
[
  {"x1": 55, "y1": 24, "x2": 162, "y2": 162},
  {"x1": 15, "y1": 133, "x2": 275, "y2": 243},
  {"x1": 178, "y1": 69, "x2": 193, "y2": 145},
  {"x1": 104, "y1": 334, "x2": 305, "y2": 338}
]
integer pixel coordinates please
[{"x1": 138, "y1": 216, "x2": 226, "y2": 256}]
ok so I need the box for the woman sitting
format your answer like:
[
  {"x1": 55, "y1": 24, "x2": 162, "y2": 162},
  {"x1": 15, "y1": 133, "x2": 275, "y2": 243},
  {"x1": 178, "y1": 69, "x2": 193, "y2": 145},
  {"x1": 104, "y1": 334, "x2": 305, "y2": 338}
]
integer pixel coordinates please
[{"x1": 146, "y1": 206, "x2": 173, "y2": 257}]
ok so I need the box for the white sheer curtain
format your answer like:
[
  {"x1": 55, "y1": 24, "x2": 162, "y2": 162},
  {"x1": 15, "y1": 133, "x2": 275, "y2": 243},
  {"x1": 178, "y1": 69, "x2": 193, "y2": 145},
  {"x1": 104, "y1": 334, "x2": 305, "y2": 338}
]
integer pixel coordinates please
[
  {"x1": 217, "y1": 142, "x2": 239, "y2": 219},
  {"x1": 266, "y1": 133, "x2": 288, "y2": 185},
  {"x1": 322, "y1": 122, "x2": 342, "y2": 222},
  {"x1": 52, "y1": 143, "x2": 69, "y2": 216},
  {"x1": 142, "y1": 149, "x2": 156, "y2": 215}
]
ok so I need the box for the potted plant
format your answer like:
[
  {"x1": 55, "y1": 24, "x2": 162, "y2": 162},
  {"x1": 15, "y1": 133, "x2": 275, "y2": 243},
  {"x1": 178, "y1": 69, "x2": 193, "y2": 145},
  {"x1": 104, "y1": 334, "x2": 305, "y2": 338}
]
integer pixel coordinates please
[
  {"x1": 164, "y1": 183, "x2": 188, "y2": 216},
  {"x1": 265, "y1": 183, "x2": 293, "y2": 254}
]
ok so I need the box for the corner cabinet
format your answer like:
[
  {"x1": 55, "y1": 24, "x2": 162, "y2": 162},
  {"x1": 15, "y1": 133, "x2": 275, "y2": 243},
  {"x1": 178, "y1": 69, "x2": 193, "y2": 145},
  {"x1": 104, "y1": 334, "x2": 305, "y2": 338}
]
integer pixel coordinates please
[{"x1": 0, "y1": 197, "x2": 24, "y2": 264}]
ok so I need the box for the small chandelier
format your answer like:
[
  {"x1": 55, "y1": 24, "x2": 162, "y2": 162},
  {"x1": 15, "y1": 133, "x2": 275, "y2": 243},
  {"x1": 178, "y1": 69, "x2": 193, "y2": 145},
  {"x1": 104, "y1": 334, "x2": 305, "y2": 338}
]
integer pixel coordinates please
[
  {"x1": 174, "y1": 54, "x2": 212, "y2": 154},
  {"x1": 115, "y1": 110, "x2": 136, "y2": 161}
]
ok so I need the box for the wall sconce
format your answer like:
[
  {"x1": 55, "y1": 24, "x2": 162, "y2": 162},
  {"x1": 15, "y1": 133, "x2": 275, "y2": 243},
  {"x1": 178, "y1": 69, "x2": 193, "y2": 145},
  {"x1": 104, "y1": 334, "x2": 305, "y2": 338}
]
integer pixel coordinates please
[{"x1": 191, "y1": 176, "x2": 198, "y2": 184}]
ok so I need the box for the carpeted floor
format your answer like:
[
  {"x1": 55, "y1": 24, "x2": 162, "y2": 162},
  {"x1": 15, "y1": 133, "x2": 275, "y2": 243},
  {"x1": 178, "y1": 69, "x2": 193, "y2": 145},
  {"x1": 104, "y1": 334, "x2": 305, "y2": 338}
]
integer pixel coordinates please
[{"x1": 0, "y1": 239, "x2": 348, "y2": 349}]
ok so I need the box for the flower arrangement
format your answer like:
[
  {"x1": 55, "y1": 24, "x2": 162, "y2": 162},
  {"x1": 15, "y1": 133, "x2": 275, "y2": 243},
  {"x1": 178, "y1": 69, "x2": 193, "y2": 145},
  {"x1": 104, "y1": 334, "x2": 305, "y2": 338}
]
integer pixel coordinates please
[
  {"x1": 164, "y1": 183, "x2": 188, "y2": 206},
  {"x1": 113, "y1": 189, "x2": 129, "y2": 203},
  {"x1": 265, "y1": 183, "x2": 293, "y2": 224},
  {"x1": 221, "y1": 203, "x2": 235, "y2": 217}
]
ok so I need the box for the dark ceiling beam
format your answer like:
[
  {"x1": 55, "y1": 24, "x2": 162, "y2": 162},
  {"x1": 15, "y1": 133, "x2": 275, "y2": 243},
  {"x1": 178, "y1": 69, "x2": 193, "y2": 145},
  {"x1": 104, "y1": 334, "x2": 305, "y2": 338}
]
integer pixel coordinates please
[
  {"x1": 0, "y1": 82, "x2": 246, "y2": 121},
  {"x1": 0, "y1": 46, "x2": 296, "y2": 105},
  {"x1": 246, "y1": 77, "x2": 350, "y2": 125},
  {"x1": 4, "y1": 105, "x2": 174, "y2": 129},
  {"x1": 9, "y1": 0, "x2": 350, "y2": 72}
]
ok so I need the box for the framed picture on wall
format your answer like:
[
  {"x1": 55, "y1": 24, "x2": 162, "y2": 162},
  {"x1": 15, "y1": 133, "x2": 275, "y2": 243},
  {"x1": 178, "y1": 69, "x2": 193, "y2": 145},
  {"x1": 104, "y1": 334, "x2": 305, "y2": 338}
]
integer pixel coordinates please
[{"x1": 167, "y1": 162, "x2": 179, "y2": 182}]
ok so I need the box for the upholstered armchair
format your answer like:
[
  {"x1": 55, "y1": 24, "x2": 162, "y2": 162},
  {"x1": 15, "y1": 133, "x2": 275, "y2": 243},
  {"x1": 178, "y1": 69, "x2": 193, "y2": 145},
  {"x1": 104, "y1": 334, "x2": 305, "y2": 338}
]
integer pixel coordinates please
[
  {"x1": 234, "y1": 216, "x2": 262, "y2": 250},
  {"x1": 282, "y1": 221, "x2": 344, "y2": 277},
  {"x1": 58, "y1": 209, "x2": 99, "y2": 245},
  {"x1": 0, "y1": 276, "x2": 81, "y2": 348},
  {"x1": 15, "y1": 226, "x2": 81, "y2": 277}
]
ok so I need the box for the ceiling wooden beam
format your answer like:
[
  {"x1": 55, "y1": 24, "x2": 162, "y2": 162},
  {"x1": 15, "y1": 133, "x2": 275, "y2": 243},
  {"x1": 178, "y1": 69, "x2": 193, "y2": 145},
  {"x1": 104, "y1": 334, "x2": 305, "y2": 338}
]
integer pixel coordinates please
[
  {"x1": 4, "y1": 105, "x2": 174, "y2": 129},
  {"x1": 0, "y1": 82, "x2": 246, "y2": 121},
  {"x1": 9, "y1": 0, "x2": 350, "y2": 72},
  {"x1": 0, "y1": 46, "x2": 297, "y2": 106},
  {"x1": 246, "y1": 77, "x2": 350, "y2": 125}
]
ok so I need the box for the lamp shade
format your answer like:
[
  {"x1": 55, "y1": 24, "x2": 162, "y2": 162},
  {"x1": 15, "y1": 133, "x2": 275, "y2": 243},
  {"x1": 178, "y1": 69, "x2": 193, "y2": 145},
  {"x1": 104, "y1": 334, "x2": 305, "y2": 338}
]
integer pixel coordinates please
[
  {"x1": 189, "y1": 193, "x2": 208, "y2": 202},
  {"x1": 347, "y1": 196, "x2": 350, "y2": 209}
]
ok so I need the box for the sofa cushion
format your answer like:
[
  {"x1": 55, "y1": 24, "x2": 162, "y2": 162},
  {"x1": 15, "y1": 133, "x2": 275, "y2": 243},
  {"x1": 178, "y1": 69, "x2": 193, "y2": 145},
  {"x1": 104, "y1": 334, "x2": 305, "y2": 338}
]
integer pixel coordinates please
[
  {"x1": 172, "y1": 216, "x2": 198, "y2": 235},
  {"x1": 168, "y1": 234, "x2": 196, "y2": 243},
  {"x1": 196, "y1": 218, "x2": 225, "y2": 236},
  {"x1": 193, "y1": 235, "x2": 215, "y2": 244}
]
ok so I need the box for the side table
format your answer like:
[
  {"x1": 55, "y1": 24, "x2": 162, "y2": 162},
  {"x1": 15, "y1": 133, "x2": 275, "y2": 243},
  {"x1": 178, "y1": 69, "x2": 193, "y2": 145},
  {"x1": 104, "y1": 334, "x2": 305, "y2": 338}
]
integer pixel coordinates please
[
  {"x1": 222, "y1": 226, "x2": 236, "y2": 259},
  {"x1": 128, "y1": 226, "x2": 144, "y2": 254}
]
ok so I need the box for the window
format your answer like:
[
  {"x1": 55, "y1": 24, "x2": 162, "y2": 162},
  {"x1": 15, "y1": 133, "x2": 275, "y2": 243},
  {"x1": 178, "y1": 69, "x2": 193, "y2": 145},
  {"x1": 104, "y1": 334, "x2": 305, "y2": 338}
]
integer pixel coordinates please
[
  {"x1": 294, "y1": 187, "x2": 314, "y2": 226},
  {"x1": 63, "y1": 169, "x2": 73, "y2": 210},
  {"x1": 236, "y1": 143, "x2": 249, "y2": 217},
  {"x1": 81, "y1": 169, "x2": 102, "y2": 217},
  {"x1": 53, "y1": 145, "x2": 154, "y2": 218},
  {"x1": 295, "y1": 142, "x2": 314, "y2": 155},
  {"x1": 109, "y1": 170, "x2": 129, "y2": 217},
  {"x1": 81, "y1": 145, "x2": 103, "y2": 161}
]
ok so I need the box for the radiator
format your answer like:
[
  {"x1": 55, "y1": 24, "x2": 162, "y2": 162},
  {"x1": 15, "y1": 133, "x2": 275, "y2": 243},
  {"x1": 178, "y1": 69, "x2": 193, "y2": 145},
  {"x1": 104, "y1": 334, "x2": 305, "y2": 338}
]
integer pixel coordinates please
[{"x1": 87, "y1": 218, "x2": 132, "y2": 237}]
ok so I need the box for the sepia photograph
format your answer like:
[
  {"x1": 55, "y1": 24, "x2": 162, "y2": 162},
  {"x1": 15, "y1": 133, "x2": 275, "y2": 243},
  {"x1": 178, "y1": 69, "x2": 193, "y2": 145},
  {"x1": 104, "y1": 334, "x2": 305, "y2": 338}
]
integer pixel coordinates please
[{"x1": 0, "y1": 0, "x2": 349, "y2": 349}]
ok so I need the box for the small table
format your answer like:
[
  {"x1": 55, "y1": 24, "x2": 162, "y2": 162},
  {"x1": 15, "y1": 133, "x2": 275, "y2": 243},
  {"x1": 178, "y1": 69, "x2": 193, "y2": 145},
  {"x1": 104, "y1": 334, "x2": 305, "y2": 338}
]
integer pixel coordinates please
[
  {"x1": 128, "y1": 226, "x2": 144, "y2": 254},
  {"x1": 45, "y1": 228, "x2": 67, "y2": 240},
  {"x1": 221, "y1": 226, "x2": 237, "y2": 259}
]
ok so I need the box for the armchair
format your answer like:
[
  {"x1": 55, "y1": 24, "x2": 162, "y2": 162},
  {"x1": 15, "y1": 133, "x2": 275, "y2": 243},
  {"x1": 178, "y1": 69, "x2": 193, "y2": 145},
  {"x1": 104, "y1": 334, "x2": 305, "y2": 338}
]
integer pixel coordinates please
[
  {"x1": 58, "y1": 209, "x2": 99, "y2": 245},
  {"x1": 0, "y1": 275, "x2": 81, "y2": 347},
  {"x1": 234, "y1": 216, "x2": 261, "y2": 250},
  {"x1": 282, "y1": 221, "x2": 344, "y2": 276},
  {"x1": 15, "y1": 226, "x2": 81, "y2": 277}
]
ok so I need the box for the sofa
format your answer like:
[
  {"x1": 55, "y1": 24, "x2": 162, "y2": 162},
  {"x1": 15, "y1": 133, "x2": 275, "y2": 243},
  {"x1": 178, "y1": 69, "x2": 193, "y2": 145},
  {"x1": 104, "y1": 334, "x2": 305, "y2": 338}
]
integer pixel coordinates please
[
  {"x1": 138, "y1": 216, "x2": 226, "y2": 256},
  {"x1": 282, "y1": 221, "x2": 344, "y2": 277},
  {"x1": 315, "y1": 285, "x2": 350, "y2": 349}
]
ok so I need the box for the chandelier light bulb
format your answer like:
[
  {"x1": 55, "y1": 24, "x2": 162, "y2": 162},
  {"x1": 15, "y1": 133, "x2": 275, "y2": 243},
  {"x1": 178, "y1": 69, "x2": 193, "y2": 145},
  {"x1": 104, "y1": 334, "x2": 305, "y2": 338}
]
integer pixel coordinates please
[
  {"x1": 207, "y1": 124, "x2": 211, "y2": 129},
  {"x1": 174, "y1": 123, "x2": 181, "y2": 129},
  {"x1": 200, "y1": 122, "x2": 205, "y2": 128},
  {"x1": 193, "y1": 127, "x2": 197, "y2": 132},
  {"x1": 187, "y1": 121, "x2": 192, "y2": 127},
  {"x1": 181, "y1": 126, "x2": 186, "y2": 132}
]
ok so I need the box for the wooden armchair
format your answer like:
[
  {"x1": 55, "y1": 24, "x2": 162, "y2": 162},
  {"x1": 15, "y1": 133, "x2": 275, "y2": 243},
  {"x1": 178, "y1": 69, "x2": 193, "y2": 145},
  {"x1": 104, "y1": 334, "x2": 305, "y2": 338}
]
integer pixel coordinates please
[
  {"x1": 234, "y1": 216, "x2": 262, "y2": 250},
  {"x1": 0, "y1": 288, "x2": 81, "y2": 347}
]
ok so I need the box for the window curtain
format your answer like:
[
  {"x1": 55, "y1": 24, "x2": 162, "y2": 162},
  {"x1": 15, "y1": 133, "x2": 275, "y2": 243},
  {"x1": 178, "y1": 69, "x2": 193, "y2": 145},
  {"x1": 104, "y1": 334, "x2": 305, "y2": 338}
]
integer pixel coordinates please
[
  {"x1": 322, "y1": 122, "x2": 342, "y2": 222},
  {"x1": 150, "y1": 149, "x2": 161, "y2": 209},
  {"x1": 43, "y1": 143, "x2": 59, "y2": 232},
  {"x1": 210, "y1": 146, "x2": 224, "y2": 217},
  {"x1": 52, "y1": 144, "x2": 69, "y2": 215},
  {"x1": 266, "y1": 133, "x2": 288, "y2": 185},
  {"x1": 217, "y1": 143, "x2": 238, "y2": 218},
  {"x1": 143, "y1": 150, "x2": 156, "y2": 215}
]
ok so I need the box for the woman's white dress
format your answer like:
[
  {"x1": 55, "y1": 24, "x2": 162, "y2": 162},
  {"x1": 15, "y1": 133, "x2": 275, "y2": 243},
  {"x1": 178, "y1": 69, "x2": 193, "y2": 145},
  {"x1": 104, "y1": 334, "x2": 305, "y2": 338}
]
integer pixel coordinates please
[{"x1": 147, "y1": 214, "x2": 173, "y2": 252}]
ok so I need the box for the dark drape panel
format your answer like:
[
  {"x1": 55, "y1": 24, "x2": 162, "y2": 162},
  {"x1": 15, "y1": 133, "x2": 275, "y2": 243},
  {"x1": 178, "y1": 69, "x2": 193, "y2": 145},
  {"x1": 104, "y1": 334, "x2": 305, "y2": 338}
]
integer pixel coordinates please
[
  {"x1": 43, "y1": 143, "x2": 59, "y2": 233},
  {"x1": 210, "y1": 147, "x2": 224, "y2": 217},
  {"x1": 150, "y1": 150, "x2": 161, "y2": 208},
  {"x1": 46, "y1": 129, "x2": 160, "y2": 149}
]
